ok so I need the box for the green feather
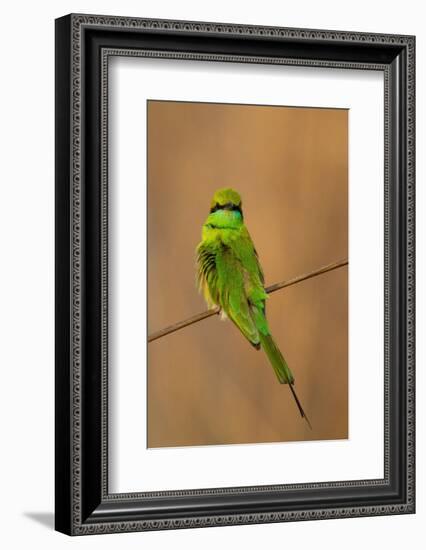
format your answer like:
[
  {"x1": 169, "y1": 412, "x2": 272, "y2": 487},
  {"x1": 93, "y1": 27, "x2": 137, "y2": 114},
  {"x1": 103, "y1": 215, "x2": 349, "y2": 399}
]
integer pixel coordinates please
[{"x1": 259, "y1": 333, "x2": 294, "y2": 384}]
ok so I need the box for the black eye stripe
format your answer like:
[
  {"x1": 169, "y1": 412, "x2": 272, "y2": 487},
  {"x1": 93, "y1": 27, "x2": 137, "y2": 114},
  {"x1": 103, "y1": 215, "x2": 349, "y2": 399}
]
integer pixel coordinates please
[{"x1": 210, "y1": 202, "x2": 243, "y2": 214}]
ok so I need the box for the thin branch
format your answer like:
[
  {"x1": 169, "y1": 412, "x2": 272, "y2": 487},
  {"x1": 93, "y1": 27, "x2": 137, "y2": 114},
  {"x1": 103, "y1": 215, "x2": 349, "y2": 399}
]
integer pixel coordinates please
[{"x1": 148, "y1": 257, "x2": 348, "y2": 343}]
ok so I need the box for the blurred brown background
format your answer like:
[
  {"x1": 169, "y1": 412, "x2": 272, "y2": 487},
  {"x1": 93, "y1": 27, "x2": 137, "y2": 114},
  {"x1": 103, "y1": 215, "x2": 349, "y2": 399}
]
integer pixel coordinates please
[{"x1": 147, "y1": 100, "x2": 348, "y2": 448}]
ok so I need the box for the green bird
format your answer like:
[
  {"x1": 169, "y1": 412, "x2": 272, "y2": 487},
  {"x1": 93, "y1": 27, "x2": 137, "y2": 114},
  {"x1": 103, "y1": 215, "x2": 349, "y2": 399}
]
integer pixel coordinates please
[{"x1": 196, "y1": 188, "x2": 311, "y2": 427}]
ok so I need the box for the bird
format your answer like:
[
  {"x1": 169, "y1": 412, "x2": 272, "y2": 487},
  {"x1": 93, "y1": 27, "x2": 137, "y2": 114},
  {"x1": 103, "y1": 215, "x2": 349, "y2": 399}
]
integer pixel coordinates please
[{"x1": 196, "y1": 187, "x2": 311, "y2": 428}]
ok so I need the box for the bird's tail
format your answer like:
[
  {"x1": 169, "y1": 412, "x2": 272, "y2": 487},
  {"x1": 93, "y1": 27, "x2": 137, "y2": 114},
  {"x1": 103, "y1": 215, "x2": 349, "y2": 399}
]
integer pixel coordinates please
[{"x1": 259, "y1": 333, "x2": 312, "y2": 429}]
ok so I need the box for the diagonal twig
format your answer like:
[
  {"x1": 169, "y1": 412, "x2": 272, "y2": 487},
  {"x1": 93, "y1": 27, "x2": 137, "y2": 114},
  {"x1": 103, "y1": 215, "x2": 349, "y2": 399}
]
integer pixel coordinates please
[{"x1": 148, "y1": 257, "x2": 348, "y2": 343}]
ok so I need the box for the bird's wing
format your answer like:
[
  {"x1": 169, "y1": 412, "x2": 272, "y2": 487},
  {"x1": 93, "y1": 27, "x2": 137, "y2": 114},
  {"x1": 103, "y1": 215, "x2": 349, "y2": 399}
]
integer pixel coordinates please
[
  {"x1": 215, "y1": 242, "x2": 260, "y2": 347},
  {"x1": 196, "y1": 228, "x2": 266, "y2": 347},
  {"x1": 196, "y1": 242, "x2": 218, "y2": 309},
  {"x1": 253, "y1": 246, "x2": 265, "y2": 284},
  {"x1": 233, "y1": 226, "x2": 268, "y2": 308}
]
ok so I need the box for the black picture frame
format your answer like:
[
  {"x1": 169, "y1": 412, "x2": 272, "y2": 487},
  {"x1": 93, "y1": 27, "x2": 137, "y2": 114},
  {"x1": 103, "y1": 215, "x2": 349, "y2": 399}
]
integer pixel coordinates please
[{"x1": 55, "y1": 13, "x2": 415, "y2": 535}]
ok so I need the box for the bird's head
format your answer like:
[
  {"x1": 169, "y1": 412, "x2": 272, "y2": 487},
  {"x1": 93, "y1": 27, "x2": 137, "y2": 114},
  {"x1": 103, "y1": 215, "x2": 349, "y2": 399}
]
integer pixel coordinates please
[{"x1": 210, "y1": 188, "x2": 243, "y2": 216}]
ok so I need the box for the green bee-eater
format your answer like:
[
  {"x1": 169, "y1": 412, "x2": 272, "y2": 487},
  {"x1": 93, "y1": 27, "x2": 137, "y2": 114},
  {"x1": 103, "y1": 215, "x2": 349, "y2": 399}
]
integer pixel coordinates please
[{"x1": 196, "y1": 188, "x2": 311, "y2": 427}]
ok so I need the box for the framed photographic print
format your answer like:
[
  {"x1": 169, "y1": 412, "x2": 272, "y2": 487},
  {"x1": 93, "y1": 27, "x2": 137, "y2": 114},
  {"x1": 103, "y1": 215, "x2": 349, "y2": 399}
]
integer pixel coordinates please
[{"x1": 55, "y1": 14, "x2": 415, "y2": 535}]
